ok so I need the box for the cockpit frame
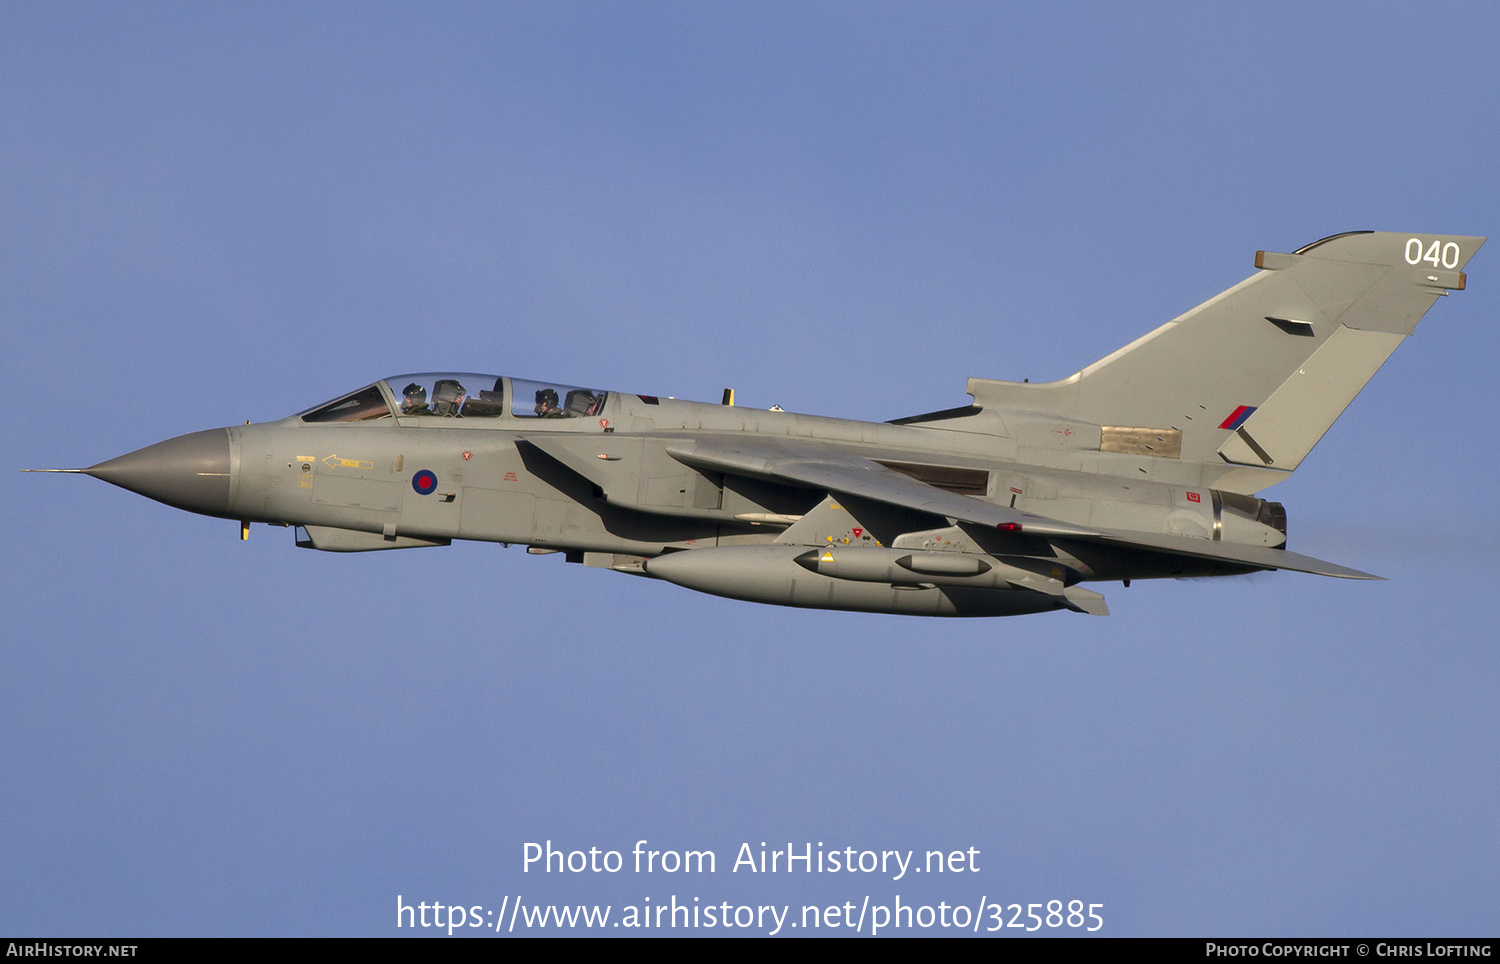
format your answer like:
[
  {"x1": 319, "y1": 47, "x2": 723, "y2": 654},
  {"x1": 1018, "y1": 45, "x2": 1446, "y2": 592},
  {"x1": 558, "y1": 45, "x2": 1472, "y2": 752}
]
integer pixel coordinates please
[{"x1": 295, "y1": 373, "x2": 609, "y2": 425}]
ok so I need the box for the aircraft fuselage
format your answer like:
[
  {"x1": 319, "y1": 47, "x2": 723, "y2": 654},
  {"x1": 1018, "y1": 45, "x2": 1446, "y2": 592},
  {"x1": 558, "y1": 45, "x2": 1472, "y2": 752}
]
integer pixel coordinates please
[{"x1": 53, "y1": 231, "x2": 1482, "y2": 617}]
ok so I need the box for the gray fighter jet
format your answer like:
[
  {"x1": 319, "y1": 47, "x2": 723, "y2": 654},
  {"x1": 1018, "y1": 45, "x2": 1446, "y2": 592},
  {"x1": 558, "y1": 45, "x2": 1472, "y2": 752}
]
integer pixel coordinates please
[{"x1": 34, "y1": 231, "x2": 1482, "y2": 617}]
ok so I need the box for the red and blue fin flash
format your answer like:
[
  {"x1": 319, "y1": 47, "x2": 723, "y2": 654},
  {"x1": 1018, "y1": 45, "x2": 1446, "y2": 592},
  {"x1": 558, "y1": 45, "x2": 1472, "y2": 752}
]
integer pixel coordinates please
[{"x1": 1218, "y1": 405, "x2": 1257, "y2": 430}]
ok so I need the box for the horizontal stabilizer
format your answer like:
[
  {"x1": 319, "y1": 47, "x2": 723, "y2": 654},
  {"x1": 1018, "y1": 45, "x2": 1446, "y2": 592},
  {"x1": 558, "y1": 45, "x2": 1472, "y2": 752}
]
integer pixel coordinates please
[{"x1": 1081, "y1": 528, "x2": 1382, "y2": 580}]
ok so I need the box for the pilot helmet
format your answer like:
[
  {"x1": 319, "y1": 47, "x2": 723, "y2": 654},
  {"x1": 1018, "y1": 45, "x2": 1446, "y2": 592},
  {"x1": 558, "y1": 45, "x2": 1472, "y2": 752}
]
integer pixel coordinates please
[{"x1": 401, "y1": 383, "x2": 428, "y2": 411}]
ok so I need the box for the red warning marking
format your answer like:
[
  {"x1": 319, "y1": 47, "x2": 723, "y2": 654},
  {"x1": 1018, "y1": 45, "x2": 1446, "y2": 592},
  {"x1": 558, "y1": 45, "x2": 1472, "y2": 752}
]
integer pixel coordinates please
[
  {"x1": 1187, "y1": 491, "x2": 1201, "y2": 503},
  {"x1": 462, "y1": 451, "x2": 472, "y2": 461},
  {"x1": 503, "y1": 471, "x2": 518, "y2": 482},
  {"x1": 852, "y1": 528, "x2": 863, "y2": 538},
  {"x1": 599, "y1": 419, "x2": 611, "y2": 429}
]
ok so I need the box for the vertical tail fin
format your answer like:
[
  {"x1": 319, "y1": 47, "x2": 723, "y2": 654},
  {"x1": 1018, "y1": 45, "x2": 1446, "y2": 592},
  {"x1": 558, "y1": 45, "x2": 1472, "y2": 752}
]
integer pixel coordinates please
[{"x1": 968, "y1": 231, "x2": 1483, "y2": 479}]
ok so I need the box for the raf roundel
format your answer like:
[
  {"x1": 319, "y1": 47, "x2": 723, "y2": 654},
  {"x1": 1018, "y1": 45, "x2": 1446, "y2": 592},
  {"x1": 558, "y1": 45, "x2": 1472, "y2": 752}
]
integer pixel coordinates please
[{"x1": 411, "y1": 470, "x2": 437, "y2": 495}]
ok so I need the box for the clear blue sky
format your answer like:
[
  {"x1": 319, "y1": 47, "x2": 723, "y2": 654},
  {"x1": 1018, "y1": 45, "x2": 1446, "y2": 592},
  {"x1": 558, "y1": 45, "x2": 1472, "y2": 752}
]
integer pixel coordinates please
[{"x1": 4, "y1": 2, "x2": 1497, "y2": 936}]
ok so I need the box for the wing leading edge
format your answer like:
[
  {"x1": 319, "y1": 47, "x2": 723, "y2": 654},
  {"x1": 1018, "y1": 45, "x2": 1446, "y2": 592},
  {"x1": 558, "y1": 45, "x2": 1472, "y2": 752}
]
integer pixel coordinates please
[{"x1": 666, "y1": 437, "x2": 1098, "y2": 538}]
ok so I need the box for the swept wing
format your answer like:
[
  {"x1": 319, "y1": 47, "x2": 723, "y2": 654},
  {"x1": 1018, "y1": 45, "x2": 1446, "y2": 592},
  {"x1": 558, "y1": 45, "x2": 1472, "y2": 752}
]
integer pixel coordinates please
[{"x1": 665, "y1": 436, "x2": 1378, "y2": 580}]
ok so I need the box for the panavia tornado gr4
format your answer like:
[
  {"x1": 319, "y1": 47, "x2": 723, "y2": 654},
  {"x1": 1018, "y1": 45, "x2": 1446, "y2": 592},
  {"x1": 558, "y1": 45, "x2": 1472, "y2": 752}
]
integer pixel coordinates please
[{"x1": 36, "y1": 231, "x2": 1482, "y2": 617}]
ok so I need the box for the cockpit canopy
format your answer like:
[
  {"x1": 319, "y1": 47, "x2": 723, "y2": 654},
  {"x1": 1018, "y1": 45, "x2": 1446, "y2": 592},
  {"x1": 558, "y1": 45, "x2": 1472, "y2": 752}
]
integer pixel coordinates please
[{"x1": 297, "y1": 374, "x2": 608, "y2": 423}]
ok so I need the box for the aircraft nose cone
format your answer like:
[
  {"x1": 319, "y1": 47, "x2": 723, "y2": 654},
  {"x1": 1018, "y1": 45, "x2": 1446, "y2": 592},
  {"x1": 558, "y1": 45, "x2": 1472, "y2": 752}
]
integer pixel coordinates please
[{"x1": 85, "y1": 428, "x2": 233, "y2": 517}]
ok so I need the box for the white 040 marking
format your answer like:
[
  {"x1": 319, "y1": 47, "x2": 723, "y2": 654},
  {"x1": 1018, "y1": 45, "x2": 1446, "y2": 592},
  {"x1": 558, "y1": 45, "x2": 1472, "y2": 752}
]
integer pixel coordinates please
[{"x1": 1406, "y1": 237, "x2": 1460, "y2": 269}]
